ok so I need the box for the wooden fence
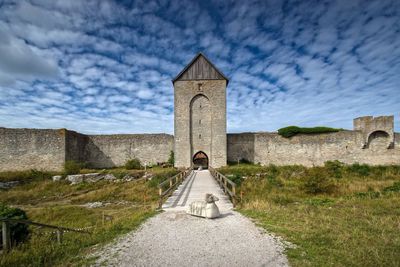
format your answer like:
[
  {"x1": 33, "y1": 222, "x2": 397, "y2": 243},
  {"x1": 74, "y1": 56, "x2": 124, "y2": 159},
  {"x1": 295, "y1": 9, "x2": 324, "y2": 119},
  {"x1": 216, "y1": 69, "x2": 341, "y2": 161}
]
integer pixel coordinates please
[
  {"x1": 158, "y1": 168, "x2": 192, "y2": 208},
  {"x1": 209, "y1": 166, "x2": 237, "y2": 207},
  {"x1": 1, "y1": 218, "x2": 90, "y2": 252}
]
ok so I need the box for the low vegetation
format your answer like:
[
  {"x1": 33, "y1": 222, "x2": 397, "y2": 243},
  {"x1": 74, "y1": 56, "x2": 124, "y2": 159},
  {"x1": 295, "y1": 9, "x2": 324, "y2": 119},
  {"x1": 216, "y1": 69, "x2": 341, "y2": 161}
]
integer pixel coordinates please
[
  {"x1": 64, "y1": 160, "x2": 87, "y2": 175},
  {"x1": 277, "y1": 126, "x2": 342, "y2": 138},
  {"x1": 218, "y1": 162, "x2": 400, "y2": 267},
  {"x1": 125, "y1": 158, "x2": 142, "y2": 170},
  {"x1": 0, "y1": 166, "x2": 179, "y2": 266}
]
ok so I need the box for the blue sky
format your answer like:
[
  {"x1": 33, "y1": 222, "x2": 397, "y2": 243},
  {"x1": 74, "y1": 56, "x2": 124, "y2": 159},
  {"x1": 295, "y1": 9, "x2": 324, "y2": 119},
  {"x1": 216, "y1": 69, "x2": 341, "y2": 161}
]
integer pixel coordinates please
[{"x1": 0, "y1": 0, "x2": 399, "y2": 134}]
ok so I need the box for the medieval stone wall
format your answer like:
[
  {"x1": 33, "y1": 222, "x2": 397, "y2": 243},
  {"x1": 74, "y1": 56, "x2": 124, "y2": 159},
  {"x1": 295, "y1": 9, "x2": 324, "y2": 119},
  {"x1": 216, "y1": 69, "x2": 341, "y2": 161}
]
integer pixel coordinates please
[
  {"x1": 84, "y1": 134, "x2": 174, "y2": 168},
  {"x1": 227, "y1": 130, "x2": 400, "y2": 166},
  {"x1": 0, "y1": 128, "x2": 66, "y2": 171},
  {"x1": 0, "y1": 128, "x2": 173, "y2": 171}
]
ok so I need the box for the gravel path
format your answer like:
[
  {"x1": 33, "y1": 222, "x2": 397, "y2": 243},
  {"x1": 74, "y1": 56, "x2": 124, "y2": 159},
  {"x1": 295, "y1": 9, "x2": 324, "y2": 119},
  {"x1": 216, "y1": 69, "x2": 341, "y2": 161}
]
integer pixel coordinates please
[{"x1": 92, "y1": 210, "x2": 289, "y2": 267}]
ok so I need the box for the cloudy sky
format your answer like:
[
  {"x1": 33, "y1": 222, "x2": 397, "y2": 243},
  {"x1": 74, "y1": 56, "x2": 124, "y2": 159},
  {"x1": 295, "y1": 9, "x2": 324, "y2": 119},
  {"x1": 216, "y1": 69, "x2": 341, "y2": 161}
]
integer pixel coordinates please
[{"x1": 0, "y1": 0, "x2": 399, "y2": 134}]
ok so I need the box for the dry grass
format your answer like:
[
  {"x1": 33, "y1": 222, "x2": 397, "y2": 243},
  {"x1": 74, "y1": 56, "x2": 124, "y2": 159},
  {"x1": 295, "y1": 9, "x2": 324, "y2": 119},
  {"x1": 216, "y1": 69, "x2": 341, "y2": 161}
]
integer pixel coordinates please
[
  {"x1": 0, "y1": 166, "x2": 178, "y2": 267},
  {"x1": 220, "y1": 162, "x2": 400, "y2": 267}
]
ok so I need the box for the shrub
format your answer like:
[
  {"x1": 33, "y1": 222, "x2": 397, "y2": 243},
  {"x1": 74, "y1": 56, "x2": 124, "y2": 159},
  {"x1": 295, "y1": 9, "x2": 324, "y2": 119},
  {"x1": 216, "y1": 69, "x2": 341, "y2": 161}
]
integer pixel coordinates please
[
  {"x1": 64, "y1": 161, "x2": 86, "y2": 175},
  {"x1": 125, "y1": 158, "x2": 142, "y2": 170},
  {"x1": 167, "y1": 151, "x2": 174, "y2": 165},
  {"x1": 302, "y1": 168, "x2": 337, "y2": 194},
  {"x1": 383, "y1": 181, "x2": 400, "y2": 193},
  {"x1": 324, "y1": 160, "x2": 344, "y2": 178},
  {"x1": 347, "y1": 163, "x2": 370, "y2": 176},
  {"x1": 278, "y1": 126, "x2": 342, "y2": 138},
  {"x1": 230, "y1": 174, "x2": 244, "y2": 186},
  {"x1": 0, "y1": 203, "x2": 30, "y2": 246}
]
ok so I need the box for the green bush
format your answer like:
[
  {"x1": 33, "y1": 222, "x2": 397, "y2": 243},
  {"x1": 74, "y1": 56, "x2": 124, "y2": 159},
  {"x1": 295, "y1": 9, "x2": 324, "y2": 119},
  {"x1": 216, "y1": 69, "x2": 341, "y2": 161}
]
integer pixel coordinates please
[
  {"x1": 125, "y1": 158, "x2": 142, "y2": 170},
  {"x1": 0, "y1": 203, "x2": 30, "y2": 246},
  {"x1": 302, "y1": 168, "x2": 337, "y2": 194},
  {"x1": 230, "y1": 174, "x2": 244, "y2": 186},
  {"x1": 168, "y1": 151, "x2": 174, "y2": 165},
  {"x1": 64, "y1": 161, "x2": 86, "y2": 175},
  {"x1": 383, "y1": 181, "x2": 400, "y2": 193},
  {"x1": 278, "y1": 126, "x2": 342, "y2": 138},
  {"x1": 347, "y1": 163, "x2": 370, "y2": 176},
  {"x1": 324, "y1": 160, "x2": 344, "y2": 178}
]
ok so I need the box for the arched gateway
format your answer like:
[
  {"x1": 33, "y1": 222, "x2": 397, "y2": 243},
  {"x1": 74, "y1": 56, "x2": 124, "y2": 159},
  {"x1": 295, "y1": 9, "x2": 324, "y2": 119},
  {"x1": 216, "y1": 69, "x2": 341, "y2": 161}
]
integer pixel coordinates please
[{"x1": 173, "y1": 53, "x2": 228, "y2": 168}]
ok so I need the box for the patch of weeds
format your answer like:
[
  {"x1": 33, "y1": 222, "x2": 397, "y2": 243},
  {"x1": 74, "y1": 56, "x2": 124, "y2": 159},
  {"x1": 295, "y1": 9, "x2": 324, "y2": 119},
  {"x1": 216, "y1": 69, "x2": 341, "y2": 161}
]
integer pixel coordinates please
[
  {"x1": 302, "y1": 168, "x2": 337, "y2": 194},
  {"x1": 64, "y1": 160, "x2": 87, "y2": 175},
  {"x1": 305, "y1": 198, "x2": 335, "y2": 206},
  {"x1": 125, "y1": 158, "x2": 142, "y2": 170},
  {"x1": 271, "y1": 194, "x2": 296, "y2": 205},
  {"x1": 354, "y1": 191, "x2": 381, "y2": 199},
  {"x1": 324, "y1": 160, "x2": 344, "y2": 178},
  {"x1": 230, "y1": 174, "x2": 244, "y2": 186},
  {"x1": 383, "y1": 181, "x2": 400, "y2": 193},
  {"x1": 347, "y1": 163, "x2": 371, "y2": 177}
]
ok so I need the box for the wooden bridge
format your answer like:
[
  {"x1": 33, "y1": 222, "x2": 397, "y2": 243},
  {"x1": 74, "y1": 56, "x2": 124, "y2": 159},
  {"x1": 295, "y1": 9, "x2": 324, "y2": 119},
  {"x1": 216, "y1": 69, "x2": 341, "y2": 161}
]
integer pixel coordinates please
[{"x1": 159, "y1": 167, "x2": 236, "y2": 212}]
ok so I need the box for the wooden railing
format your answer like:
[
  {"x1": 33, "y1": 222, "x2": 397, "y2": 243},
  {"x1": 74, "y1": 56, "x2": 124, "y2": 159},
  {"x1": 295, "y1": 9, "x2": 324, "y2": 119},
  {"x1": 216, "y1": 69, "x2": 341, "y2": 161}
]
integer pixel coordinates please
[
  {"x1": 1, "y1": 218, "x2": 90, "y2": 252},
  {"x1": 209, "y1": 166, "x2": 237, "y2": 207},
  {"x1": 158, "y1": 168, "x2": 192, "y2": 208}
]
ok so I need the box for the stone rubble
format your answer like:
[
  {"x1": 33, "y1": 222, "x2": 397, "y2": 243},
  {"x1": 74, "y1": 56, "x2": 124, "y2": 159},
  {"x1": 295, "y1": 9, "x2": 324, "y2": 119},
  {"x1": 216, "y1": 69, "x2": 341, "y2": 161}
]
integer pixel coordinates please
[
  {"x1": 0, "y1": 181, "x2": 20, "y2": 189},
  {"x1": 53, "y1": 172, "x2": 148, "y2": 185}
]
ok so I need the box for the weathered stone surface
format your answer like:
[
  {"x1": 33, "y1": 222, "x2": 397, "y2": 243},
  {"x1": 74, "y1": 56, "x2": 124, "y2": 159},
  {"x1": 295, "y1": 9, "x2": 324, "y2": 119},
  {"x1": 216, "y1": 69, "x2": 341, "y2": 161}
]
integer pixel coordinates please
[
  {"x1": 52, "y1": 175, "x2": 62, "y2": 182},
  {"x1": 83, "y1": 202, "x2": 103, "y2": 208},
  {"x1": 0, "y1": 128, "x2": 65, "y2": 171},
  {"x1": 228, "y1": 130, "x2": 400, "y2": 166},
  {"x1": 104, "y1": 174, "x2": 116, "y2": 180},
  {"x1": 66, "y1": 174, "x2": 84, "y2": 184},
  {"x1": 84, "y1": 173, "x2": 103, "y2": 183},
  {"x1": 0, "y1": 181, "x2": 19, "y2": 189},
  {"x1": 174, "y1": 79, "x2": 227, "y2": 168}
]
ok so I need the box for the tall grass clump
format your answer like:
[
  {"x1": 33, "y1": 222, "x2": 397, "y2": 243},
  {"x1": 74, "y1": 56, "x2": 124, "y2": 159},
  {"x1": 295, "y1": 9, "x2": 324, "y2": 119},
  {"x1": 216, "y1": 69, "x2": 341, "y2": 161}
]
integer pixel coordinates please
[
  {"x1": 64, "y1": 160, "x2": 86, "y2": 175},
  {"x1": 302, "y1": 167, "x2": 337, "y2": 194},
  {"x1": 125, "y1": 158, "x2": 142, "y2": 170}
]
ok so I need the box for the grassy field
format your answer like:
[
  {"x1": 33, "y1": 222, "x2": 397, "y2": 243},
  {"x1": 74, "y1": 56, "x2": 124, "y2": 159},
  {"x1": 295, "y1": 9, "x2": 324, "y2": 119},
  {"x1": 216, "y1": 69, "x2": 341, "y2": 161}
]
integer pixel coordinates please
[
  {"x1": 0, "y1": 166, "x2": 179, "y2": 267},
  {"x1": 219, "y1": 162, "x2": 400, "y2": 267}
]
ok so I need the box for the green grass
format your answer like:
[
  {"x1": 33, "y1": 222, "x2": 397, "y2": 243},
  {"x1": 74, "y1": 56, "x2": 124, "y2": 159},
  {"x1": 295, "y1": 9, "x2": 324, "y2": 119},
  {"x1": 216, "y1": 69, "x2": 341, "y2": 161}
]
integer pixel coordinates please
[
  {"x1": 277, "y1": 126, "x2": 342, "y2": 138},
  {"x1": 219, "y1": 162, "x2": 400, "y2": 267},
  {"x1": 0, "y1": 166, "x2": 178, "y2": 266}
]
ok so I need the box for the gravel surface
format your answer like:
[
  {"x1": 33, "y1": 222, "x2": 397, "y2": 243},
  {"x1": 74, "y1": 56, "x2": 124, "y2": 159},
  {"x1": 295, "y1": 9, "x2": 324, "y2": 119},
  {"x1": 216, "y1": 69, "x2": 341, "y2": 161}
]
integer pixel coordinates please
[{"x1": 92, "y1": 210, "x2": 289, "y2": 267}]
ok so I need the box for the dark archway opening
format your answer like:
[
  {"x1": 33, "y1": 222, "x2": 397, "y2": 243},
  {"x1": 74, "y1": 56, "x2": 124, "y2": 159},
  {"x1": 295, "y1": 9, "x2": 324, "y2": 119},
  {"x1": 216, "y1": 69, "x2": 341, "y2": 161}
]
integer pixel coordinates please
[{"x1": 193, "y1": 151, "x2": 208, "y2": 169}]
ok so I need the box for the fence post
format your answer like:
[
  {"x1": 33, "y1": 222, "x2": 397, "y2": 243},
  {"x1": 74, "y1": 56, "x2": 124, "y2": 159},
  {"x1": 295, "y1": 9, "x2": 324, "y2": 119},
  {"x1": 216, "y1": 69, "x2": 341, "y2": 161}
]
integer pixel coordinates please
[
  {"x1": 57, "y1": 230, "x2": 62, "y2": 243},
  {"x1": 232, "y1": 185, "x2": 236, "y2": 207},
  {"x1": 224, "y1": 178, "x2": 227, "y2": 192},
  {"x1": 56, "y1": 229, "x2": 63, "y2": 244},
  {"x1": 2, "y1": 221, "x2": 11, "y2": 251}
]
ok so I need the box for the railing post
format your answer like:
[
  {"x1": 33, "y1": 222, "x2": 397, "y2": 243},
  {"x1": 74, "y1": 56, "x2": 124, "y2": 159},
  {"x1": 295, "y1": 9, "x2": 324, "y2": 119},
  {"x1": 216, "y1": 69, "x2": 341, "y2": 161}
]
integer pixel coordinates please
[
  {"x1": 224, "y1": 178, "x2": 227, "y2": 192},
  {"x1": 2, "y1": 221, "x2": 11, "y2": 252},
  {"x1": 169, "y1": 179, "x2": 173, "y2": 188},
  {"x1": 232, "y1": 185, "x2": 236, "y2": 207}
]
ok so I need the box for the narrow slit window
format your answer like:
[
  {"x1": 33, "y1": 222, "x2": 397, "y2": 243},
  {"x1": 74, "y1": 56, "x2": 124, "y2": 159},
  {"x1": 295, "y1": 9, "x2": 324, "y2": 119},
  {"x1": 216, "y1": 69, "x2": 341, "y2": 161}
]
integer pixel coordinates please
[
  {"x1": 199, "y1": 134, "x2": 201, "y2": 139},
  {"x1": 199, "y1": 119, "x2": 201, "y2": 125}
]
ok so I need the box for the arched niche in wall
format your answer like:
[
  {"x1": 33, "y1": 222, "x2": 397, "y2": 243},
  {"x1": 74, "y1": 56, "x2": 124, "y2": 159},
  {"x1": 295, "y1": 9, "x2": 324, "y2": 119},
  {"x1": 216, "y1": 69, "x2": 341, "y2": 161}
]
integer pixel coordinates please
[
  {"x1": 366, "y1": 130, "x2": 393, "y2": 149},
  {"x1": 190, "y1": 94, "x2": 212, "y2": 161}
]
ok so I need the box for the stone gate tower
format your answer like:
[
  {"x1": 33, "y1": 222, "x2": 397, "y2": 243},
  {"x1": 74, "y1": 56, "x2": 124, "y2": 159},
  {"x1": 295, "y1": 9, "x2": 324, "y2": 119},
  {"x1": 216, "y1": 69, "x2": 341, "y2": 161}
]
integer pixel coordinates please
[{"x1": 173, "y1": 53, "x2": 228, "y2": 168}]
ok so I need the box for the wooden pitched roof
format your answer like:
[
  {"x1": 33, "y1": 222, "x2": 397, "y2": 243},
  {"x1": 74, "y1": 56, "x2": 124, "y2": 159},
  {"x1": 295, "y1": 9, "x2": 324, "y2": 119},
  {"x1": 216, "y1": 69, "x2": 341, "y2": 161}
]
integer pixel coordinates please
[{"x1": 172, "y1": 52, "x2": 229, "y2": 84}]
